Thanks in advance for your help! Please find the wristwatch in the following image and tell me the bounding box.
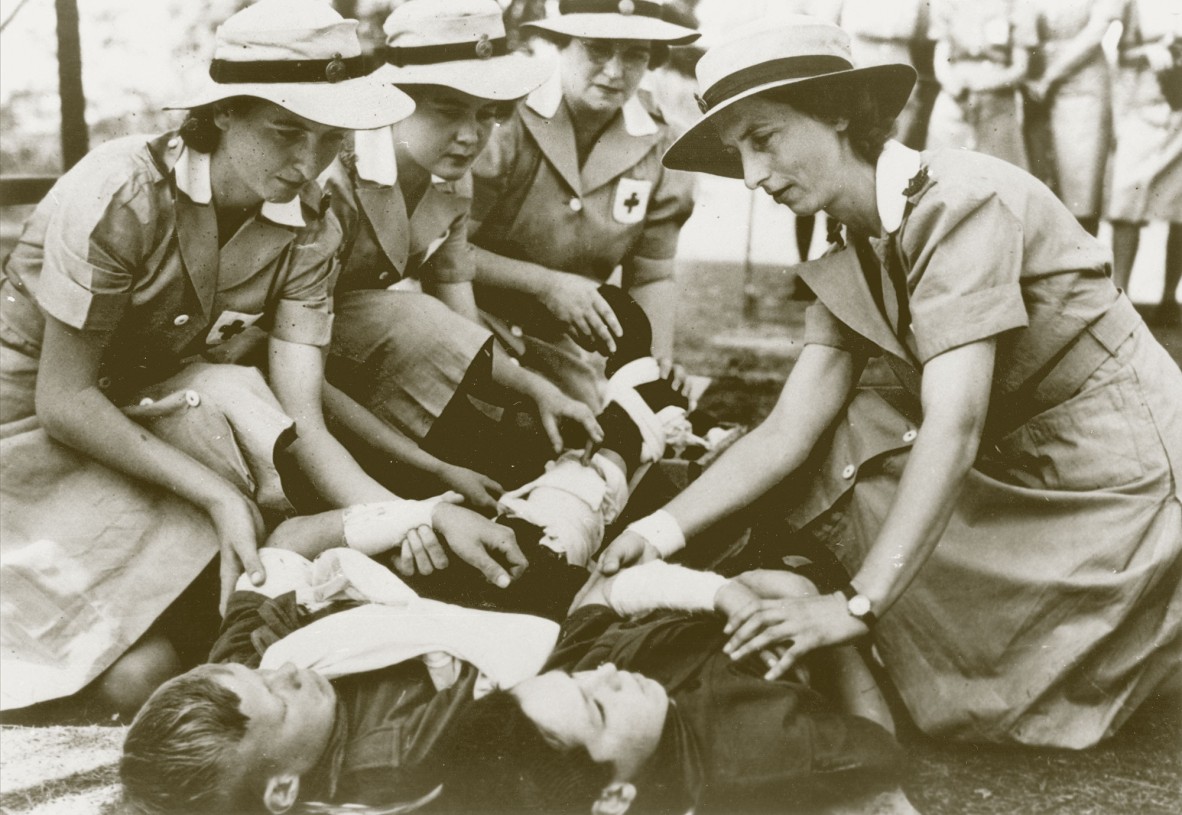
[838,583,878,628]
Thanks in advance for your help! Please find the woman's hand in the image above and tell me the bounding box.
[540,272,623,354]
[439,464,504,514]
[205,488,267,614]
[432,503,529,587]
[596,530,661,576]
[722,591,868,680]
[528,379,603,454]
[657,357,691,399]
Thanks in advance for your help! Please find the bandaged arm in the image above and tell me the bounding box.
[600,561,728,616]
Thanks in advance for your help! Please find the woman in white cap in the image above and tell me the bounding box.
[0,0,514,720]
[601,15,1182,748]
[321,0,601,512]
[469,0,698,407]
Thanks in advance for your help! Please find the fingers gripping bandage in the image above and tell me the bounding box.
[342,494,456,556]
[605,358,688,464]
[497,452,629,567]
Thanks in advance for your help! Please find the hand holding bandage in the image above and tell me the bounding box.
[343,493,463,577]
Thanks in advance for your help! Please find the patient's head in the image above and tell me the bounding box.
[121,662,337,814]
[440,663,668,814]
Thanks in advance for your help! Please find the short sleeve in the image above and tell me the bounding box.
[270,212,341,347]
[36,153,159,331]
[804,300,864,354]
[629,141,695,262]
[902,185,1029,362]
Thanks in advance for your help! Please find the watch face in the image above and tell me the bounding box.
[848,595,872,617]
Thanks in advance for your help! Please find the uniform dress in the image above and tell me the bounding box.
[1028,0,1122,219]
[781,141,1182,748]
[1107,0,1182,223]
[926,0,1038,169]
[320,127,494,443]
[470,75,695,408]
[0,133,339,710]
[839,0,936,149]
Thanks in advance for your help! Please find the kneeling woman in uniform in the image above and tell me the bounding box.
[602,14,1182,749]
[0,0,502,719]
[469,0,699,407]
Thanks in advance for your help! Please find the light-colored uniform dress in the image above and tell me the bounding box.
[320,128,492,442]
[926,0,1038,170]
[839,0,935,149]
[788,141,1182,748]
[1029,0,1122,219]
[470,76,695,407]
[0,133,339,710]
[1107,0,1182,223]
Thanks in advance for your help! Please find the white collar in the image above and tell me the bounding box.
[174,145,305,228]
[875,140,921,236]
[350,126,454,191]
[526,72,658,137]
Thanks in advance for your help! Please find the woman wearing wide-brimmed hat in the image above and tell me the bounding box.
[599,15,1182,749]
[0,0,512,720]
[320,0,601,512]
[468,0,698,408]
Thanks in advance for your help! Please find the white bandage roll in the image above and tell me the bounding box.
[342,495,450,556]
[624,509,686,558]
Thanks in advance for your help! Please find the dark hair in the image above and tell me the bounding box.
[178,96,262,154]
[538,30,670,70]
[436,689,613,814]
[398,83,519,122]
[762,80,895,164]
[121,666,264,815]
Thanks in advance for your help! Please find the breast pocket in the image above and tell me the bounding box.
[993,365,1163,492]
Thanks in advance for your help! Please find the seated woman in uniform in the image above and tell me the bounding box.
[0,0,517,721]
[120,555,910,815]
[601,14,1182,749]
[469,0,698,408]
[319,0,603,511]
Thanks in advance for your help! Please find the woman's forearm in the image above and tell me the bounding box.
[36,317,239,511]
[665,344,855,538]
[270,338,397,507]
[852,340,995,614]
[322,382,452,478]
[627,276,677,362]
[471,244,558,298]
[850,414,979,612]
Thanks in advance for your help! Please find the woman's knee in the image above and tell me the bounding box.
[92,632,182,719]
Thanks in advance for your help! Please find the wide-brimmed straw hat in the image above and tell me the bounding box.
[168,0,414,130]
[663,16,916,179]
[525,0,700,46]
[383,0,553,101]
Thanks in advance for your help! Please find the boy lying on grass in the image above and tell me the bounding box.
[120,549,913,815]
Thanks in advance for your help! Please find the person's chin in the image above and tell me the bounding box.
[430,157,472,180]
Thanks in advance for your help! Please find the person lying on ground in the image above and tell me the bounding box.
[120,550,910,815]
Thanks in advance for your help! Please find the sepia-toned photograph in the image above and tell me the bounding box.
[0,1,1179,813]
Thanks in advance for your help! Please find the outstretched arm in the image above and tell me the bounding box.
[724,339,996,676]
[598,341,857,573]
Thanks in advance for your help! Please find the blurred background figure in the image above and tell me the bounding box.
[927,0,1038,170]
[839,0,937,150]
[1108,0,1182,326]
[1025,0,1124,237]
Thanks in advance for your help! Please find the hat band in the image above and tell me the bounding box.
[210,54,369,85]
[385,36,509,67]
[559,0,664,22]
[701,55,852,110]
